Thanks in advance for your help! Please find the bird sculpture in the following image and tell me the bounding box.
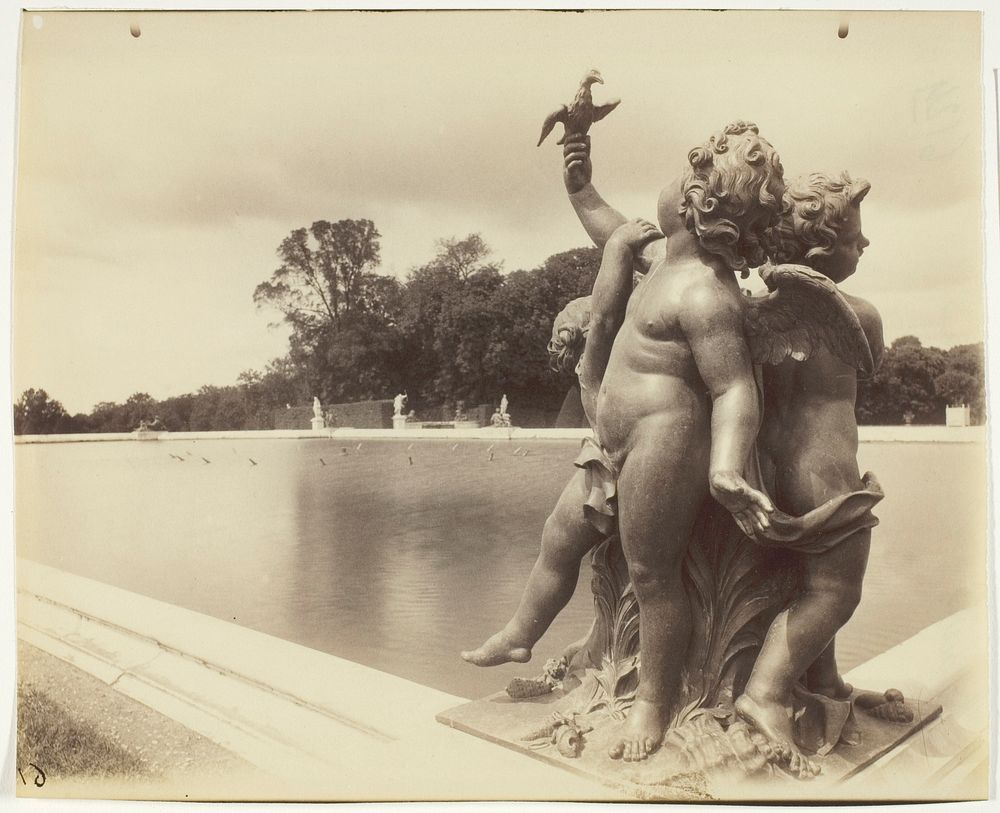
[537,69,620,147]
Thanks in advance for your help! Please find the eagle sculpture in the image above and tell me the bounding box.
[537,69,621,147]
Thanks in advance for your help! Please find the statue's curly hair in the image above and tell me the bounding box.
[768,172,871,265]
[678,121,786,278]
[547,296,591,374]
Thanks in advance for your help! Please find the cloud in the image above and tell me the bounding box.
[13,9,986,411]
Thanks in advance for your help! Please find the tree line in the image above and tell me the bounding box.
[13,218,985,434]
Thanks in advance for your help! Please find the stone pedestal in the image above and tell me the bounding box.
[945,406,971,427]
[310,417,325,431]
[392,415,408,432]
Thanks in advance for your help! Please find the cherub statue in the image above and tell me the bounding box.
[561,126,894,774]
[467,122,782,764]
[586,123,782,762]
[462,217,661,669]
[733,172,885,777]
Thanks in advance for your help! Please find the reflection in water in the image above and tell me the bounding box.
[15,437,986,700]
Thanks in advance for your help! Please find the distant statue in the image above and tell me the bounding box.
[491,395,512,428]
[312,397,323,419]
[135,416,164,433]
[393,393,407,417]
[454,400,467,422]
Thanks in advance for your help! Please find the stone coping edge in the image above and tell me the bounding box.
[15,559,986,799]
[15,559,613,800]
[16,559,461,738]
[14,425,988,444]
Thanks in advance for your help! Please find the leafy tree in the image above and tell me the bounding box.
[123,392,157,430]
[857,336,948,424]
[486,247,603,410]
[238,359,308,429]
[13,389,71,434]
[254,218,382,345]
[935,343,985,423]
[399,235,506,406]
[157,393,197,432]
[88,401,128,433]
[255,218,407,406]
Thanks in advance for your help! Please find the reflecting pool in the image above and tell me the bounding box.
[15,436,987,700]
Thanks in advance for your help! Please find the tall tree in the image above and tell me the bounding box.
[856,336,948,424]
[13,389,71,435]
[935,342,985,423]
[254,219,382,342]
[399,235,504,406]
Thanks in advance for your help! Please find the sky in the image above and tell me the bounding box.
[11,8,987,414]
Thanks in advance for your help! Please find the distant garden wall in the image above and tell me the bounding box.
[273,400,394,430]
[326,400,394,429]
[273,400,560,430]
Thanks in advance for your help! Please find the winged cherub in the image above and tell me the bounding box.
[734,172,884,777]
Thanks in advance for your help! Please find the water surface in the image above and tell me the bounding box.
[15,437,987,699]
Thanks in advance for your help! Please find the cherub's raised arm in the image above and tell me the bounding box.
[580,219,662,395]
[680,283,773,536]
[563,136,662,274]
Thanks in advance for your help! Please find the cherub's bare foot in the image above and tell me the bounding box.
[461,630,531,666]
[608,699,669,762]
[735,693,819,778]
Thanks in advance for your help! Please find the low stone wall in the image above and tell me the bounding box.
[15,425,988,445]
[272,400,395,430]
[324,399,394,429]
[272,405,314,431]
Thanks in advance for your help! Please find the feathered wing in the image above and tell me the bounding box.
[743,262,874,375]
[591,98,621,123]
[537,105,568,146]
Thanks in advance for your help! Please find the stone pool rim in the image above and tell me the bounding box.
[14,425,988,445]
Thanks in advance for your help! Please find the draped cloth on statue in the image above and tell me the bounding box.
[573,433,883,560]
[750,463,884,555]
[573,436,618,536]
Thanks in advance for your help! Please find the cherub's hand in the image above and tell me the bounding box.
[709,471,774,538]
[563,135,592,195]
[609,218,664,251]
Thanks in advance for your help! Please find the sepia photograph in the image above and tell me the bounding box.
[3,2,996,805]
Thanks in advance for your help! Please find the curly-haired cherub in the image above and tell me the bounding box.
[734,172,884,777]
[461,216,661,667]
[467,123,785,765]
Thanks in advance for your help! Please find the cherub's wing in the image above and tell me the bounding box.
[744,262,874,375]
[537,105,568,147]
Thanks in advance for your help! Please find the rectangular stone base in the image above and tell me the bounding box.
[436,682,942,801]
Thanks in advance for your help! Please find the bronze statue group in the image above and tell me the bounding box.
[462,110,886,779]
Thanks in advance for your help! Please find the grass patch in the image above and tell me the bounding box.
[17,682,148,780]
